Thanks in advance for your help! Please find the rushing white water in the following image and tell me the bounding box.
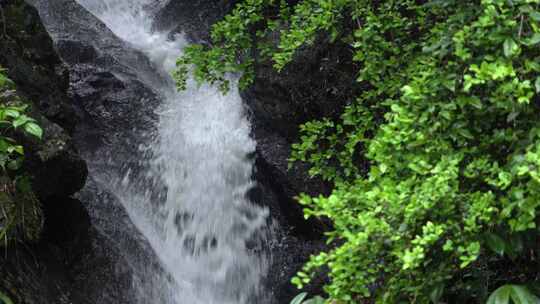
[75,1,269,303]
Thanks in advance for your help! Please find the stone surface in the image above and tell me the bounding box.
[239,17,361,304]
[152,0,239,42]
[0,1,89,302]
[24,0,174,303]
[0,0,76,131]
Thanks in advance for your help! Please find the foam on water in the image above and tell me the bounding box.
[75,1,269,303]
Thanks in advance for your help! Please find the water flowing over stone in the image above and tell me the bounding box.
[72,1,269,303]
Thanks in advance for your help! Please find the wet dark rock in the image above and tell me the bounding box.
[72,179,171,304]
[0,1,88,216]
[23,1,173,303]
[0,1,91,303]
[42,197,90,247]
[30,0,161,159]
[242,26,360,304]
[0,0,76,132]
[152,0,239,42]
[24,123,88,200]
[0,243,93,304]
[244,37,360,142]
[0,0,89,200]
[55,39,99,64]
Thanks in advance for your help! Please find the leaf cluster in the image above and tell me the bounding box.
[0,67,43,247]
[0,67,42,172]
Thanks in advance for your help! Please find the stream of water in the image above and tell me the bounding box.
[74,1,269,303]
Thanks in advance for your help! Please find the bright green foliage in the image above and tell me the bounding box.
[173,0,271,92]
[173,0,351,92]
[176,0,540,303]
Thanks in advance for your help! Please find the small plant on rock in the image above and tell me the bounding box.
[0,66,43,245]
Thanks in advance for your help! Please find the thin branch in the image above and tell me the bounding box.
[518,14,524,39]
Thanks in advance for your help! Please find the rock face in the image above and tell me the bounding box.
[0,0,76,131]
[21,0,170,303]
[244,36,361,231]
[0,0,90,302]
[28,0,161,158]
[0,0,88,201]
[245,34,360,304]
[152,0,239,42]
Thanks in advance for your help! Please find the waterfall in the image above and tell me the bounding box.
[73,1,270,303]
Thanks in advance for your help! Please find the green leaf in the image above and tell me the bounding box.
[430,284,445,303]
[520,5,533,13]
[503,38,519,58]
[485,233,506,256]
[0,138,9,153]
[24,122,43,139]
[0,154,8,170]
[529,11,540,21]
[488,285,512,304]
[487,285,540,304]
[291,292,308,304]
[0,74,13,89]
[509,285,540,304]
[527,33,540,46]
[7,145,23,155]
[0,291,13,304]
[7,158,22,171]
[12,115,32,129]
[4,109,20,118]
[304,296,325,304]
[13,145,23,155]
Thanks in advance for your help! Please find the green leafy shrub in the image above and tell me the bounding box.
[176,0,540,302]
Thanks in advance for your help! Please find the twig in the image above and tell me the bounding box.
[518,14,524,39]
